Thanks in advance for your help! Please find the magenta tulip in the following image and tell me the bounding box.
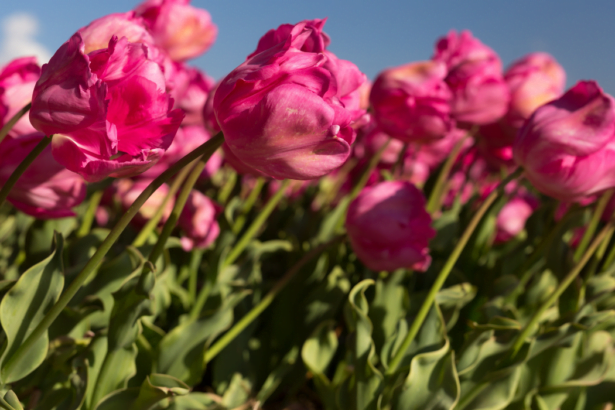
[346,181,435,272]
[116,178,174,225]
[495,195,538,243]
[178,190,221,251]
[370,60,453,142]
[513,81,615,202]
[0,133,86,218]
[78,12,154,55]
[174,66,214,126]
[134,0,217,62]
[0,57,41,137]
[30,33,184,182]
[433,30,509,125]
[214,19,366,180]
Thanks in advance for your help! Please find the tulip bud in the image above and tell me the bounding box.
[370,60,453,142]
[514,81,615,202]
[116,178,174,224]
[346,181,435,271]
[30,33,184,182]
[0,57,40,137]
[135,0,218,61]
[0,133,86,218]
[434,30,509,125]
[214,19,366,180]
[178,190,221,251]
[495,195,539,243]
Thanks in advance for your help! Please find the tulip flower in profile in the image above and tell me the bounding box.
[0,133,86,218]
[0,57,41,137]
[346,181,436,272]
[178,190,221,251]
[30,33,184,182]
[495,195,539,243]
[433,30,509,125]
[78,12,154,55]
[513,81,615,202]
[134,0,218,62]
[214,19,366,180]
[370,60,453,142]
[174,66,214,126]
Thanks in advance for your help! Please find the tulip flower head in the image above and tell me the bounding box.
[30,33,184,182]
[0,57,41,137]
[178,190,221,251]
[434,30,509,125]
[0,133,86,218]
[214,19,366,180]
[370,60,453,142]
[346,181,436,272]
[513,81,615,202]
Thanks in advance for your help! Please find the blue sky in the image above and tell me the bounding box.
[1,0,614,94]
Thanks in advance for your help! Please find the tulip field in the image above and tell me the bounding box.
[1,1,615,409]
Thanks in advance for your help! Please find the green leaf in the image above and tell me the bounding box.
[94,374,189,410]
[160,393,219,410]
[369,270,408,352]
[302,321,338,410]
[0,233,65,384]
[155,292,246,385]
[345,279,383,410]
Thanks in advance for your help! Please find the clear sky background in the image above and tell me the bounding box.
[1,0,613,94]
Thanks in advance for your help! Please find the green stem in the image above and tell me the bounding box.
[573,190,613,262]
[223,179,290,267]
[232,177,266,233]
[426,129,472,215]
[132,160,196,247]
[385,167,523,375]
[77,190,104,237]
[190,275,213,320]
[188,249,204,303]
[508,219,615,360]
[204,234,345,363]
[143,137,224,273]
[0,135,51,209]
[1,133,224,381]
[217,171,237,205]
[0,102,31,145]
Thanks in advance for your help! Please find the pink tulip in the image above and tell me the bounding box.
[504,52,566,129]
[0,133,86,218]
[30,33,184,182]
[513,81,615,202]
[134,0,217,62]
[434,30,509,125]
[78,12,154,55]
[115,178,174,225]
[174,66,214,126]
[370,60,453,142]
[221,142,268,177]
[346,181,435,272]
[141,125,222,179]
[214,19,366,180]
[495,195,539,243]
[0,57,41,137]
[178,190,221,251]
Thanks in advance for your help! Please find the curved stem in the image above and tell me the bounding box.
[132,160,196,247]
[205,234,345,363]
[188,249,204,304]
[77,189,104,237]
[232,177,266,233]
[385,167,523,375]
[426,129,472,215]
[0,135,51,209]
[508,218,615,360]
[573,190,613,262]
[1,132,224,381]
[223,179,290,268]
[0,102,31,145]
[143,136,224,273]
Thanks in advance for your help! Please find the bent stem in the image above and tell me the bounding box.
[0,135,51,209]
[426,129,473,215]
[205,234,345,363]
[0,102,31,145]
[132,160,196,247]
[385,167,523,375]
[1,132,225,382]
[508,218,615,361]
[142,137,224,274]
[232,177,266,233]
[223,179,290,268]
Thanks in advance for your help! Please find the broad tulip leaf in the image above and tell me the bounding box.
[0,233,64,384]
